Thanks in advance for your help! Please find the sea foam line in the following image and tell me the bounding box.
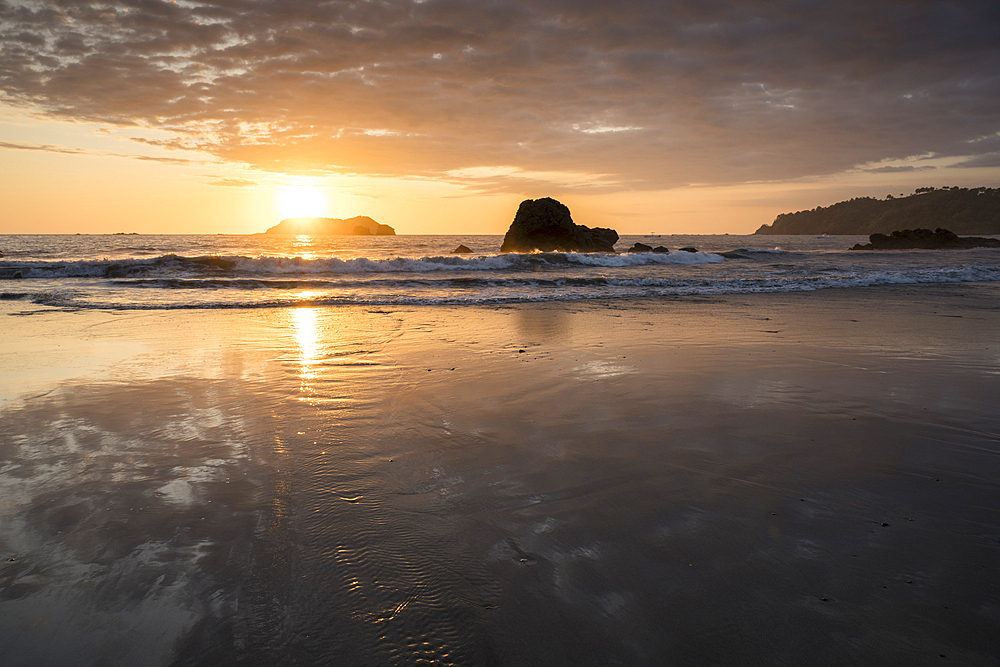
[0,251,727,278]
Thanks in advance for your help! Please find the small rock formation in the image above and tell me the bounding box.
[265,216,395,235]
[500,198,618,253]
[850,228,1000,250]
[678,247,699,253]
[451,244,473,254]
[626,243,671,254]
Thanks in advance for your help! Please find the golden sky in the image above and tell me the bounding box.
[2,0,999,234]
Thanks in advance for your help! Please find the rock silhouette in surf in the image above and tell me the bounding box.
[626,243,670,254]
[500,198,618,253]
[451,244,473,253]
[850,227,1000,250]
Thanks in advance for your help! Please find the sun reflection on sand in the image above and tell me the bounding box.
[292,307,321,391]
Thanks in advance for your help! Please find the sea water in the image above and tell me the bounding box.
[2,233,999,309]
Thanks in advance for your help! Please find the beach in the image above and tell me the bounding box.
[2,281,998,665]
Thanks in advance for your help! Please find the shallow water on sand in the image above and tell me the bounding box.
[2,286,999,665]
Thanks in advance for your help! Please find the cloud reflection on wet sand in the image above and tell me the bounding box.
[2,286,999,665]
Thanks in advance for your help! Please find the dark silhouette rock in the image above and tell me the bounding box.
[627,243,671,254]
[451,244,473,254]
[265,216,395,235]
[678,247,699,253]
[500,198,618,253]
[850,227,1000,250]
[756,186,1000,235]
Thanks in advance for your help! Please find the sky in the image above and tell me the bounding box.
[1,0,999,235]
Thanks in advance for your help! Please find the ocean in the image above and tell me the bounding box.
[3,233,1000,309]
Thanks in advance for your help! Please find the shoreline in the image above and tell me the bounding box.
[2,280,999,665]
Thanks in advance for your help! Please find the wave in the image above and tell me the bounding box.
[0,250,727,279]
[106,276,617,290]
[5,264,998,310]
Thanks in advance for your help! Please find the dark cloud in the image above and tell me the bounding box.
[952,152,1000,168]
[2,0,998,191]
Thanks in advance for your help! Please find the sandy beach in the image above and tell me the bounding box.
[2,283,999,666]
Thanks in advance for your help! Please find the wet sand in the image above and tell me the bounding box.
[1,284,999,666]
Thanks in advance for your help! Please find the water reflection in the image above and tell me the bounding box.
[292,306,321,392]
[291,235,319,260]
[515,306,571,343]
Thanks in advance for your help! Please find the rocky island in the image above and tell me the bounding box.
[755,187,1000,235]
[265,216,395,235]
[500,198,618,253]
[850,228,1000,250]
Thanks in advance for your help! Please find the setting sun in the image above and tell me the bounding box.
[278,185,327,219]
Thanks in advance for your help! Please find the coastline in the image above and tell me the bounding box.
[2,282,999,665]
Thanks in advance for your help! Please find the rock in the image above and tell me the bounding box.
[678,247,698,253]
[500,198,618,253]
[627,243,671,254]
[850,227,1000,250]
[451,244,473,254]
[265,216,395,235]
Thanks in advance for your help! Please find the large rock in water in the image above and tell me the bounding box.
[850,228,1000,250]
[500,198,618,253]
[265,216,395,235]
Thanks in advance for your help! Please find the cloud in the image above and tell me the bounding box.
[203,176,257,187]
[129,154,201,165]
[0,140,85,154]
[0,138,203,164]
[2,0,999,192]
[861,165,937,173]
[952,152,1000,169]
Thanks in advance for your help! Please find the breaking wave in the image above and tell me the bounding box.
[0,250,725,279]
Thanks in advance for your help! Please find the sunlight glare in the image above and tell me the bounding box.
[278,185,327,219]
[292,307,321,389]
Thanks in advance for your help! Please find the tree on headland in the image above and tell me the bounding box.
[755,187,1000,235]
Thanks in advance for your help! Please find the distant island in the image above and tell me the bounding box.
[754,187,1000,235]
[265,216,395,235]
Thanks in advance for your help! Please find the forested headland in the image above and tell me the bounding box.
[755,187,1000,235]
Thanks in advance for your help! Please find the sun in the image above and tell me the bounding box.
[278,185,327,219]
